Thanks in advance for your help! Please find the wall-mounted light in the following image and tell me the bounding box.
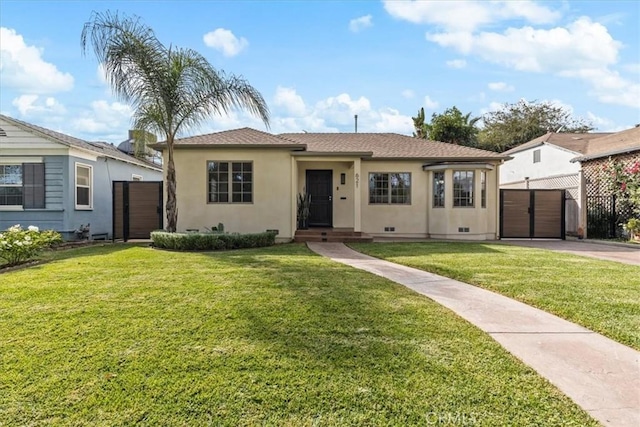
[340,173,346,185]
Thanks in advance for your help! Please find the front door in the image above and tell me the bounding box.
[306,170,333,227]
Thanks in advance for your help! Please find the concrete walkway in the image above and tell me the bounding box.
[307,242,640,427]
[501,240,640,266]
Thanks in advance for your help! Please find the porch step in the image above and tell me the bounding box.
[294,228,373,243]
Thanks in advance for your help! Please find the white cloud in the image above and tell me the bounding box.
[96,63,108,85]
[488,82,514,92]
[586,111,616,131]
[12,94,66,116]
[424,95,439,110]
[315,93,372,126]
[427,18,619,72]
[349,15,373,32]
[71,100,133,136]
[446,59,467,69]
[373,108,413,133]
[203,28,248,57]
[0,27,73,93]
[427,17,637,108]
[383,0,559,32]
[401,89,415,99]
[274,86,306,116]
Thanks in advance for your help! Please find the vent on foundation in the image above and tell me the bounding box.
[458,227,470,233]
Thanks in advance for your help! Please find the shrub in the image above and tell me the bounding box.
[0,225,63,266]
[151,230,276,251]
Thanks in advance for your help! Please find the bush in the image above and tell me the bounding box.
[0,225,63,266]
[151,230,276,251]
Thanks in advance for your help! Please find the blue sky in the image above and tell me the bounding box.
[1,0,639,144]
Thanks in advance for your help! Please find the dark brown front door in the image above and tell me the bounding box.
[306,170,332,227]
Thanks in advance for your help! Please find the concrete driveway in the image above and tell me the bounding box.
[500,240,640,266]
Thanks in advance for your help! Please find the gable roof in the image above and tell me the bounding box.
[503,132,612,155]
[156,127,505,161]
[573,126,640,162]
[278,132,506,160]
[0,114,161,171]
[158,127,303,148]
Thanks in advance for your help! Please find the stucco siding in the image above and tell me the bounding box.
[501,145,579,185]
[169,149,293,238]
[360,161,428,237]
[428,168,498,240]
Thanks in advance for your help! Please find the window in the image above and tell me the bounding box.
[0,163,45,209]
[433,171,445,208]
[481,171,487,208]
[533,149,541,163]
[207,161,252,203]
[369,173,411,204]
[132,174,143,181]
[0,165,23,206]
[75,163,93,209]
[453,171,474,207]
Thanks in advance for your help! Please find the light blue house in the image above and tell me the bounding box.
[0,114,162,240]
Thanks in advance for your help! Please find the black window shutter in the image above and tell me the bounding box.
[23,163,45,209]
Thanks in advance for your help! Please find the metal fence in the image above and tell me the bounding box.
[586,195,634,239]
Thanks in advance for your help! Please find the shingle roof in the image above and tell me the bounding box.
[573,126,640,161]
[0,114,161,171]
[279,132,506,160]
[504,132,612,155]
[165,127,302,147]
[156,127,506,160]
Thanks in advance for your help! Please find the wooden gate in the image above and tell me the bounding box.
[113,181,163,241]
[500,189,565,239]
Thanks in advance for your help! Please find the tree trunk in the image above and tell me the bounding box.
[165,139,178,232]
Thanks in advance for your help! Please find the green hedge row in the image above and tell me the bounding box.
[150,231,276,251]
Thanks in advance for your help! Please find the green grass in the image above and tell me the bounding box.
[0,244,597,426]
[351,242,640,350]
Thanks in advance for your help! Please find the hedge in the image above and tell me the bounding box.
[150,231,277,251]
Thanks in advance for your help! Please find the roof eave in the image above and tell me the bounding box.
[292,151,373,157]
[151,143,306,150]
[572,146,640,163]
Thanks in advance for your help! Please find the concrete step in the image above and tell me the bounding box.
[294,234,373,243]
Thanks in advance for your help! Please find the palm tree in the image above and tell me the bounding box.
[81,11,270,232]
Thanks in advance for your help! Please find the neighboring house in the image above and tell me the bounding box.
[117,130,163,166]
[500,132,611,235]
[572,126,640,239]
[153,128,508,241]
[0,114,163,239]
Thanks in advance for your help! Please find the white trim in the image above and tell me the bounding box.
[75,162,93,210]
[0,157,43,164]
[423,163,495,171]
[132,174,143,181]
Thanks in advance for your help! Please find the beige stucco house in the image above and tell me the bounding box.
[155,128,508,242]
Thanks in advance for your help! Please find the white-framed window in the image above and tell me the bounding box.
[369,173,411,204]
[453,170,474,207]
[0,165,23,207]
[132,174,143,181]
[75,163,93,209]
[207,161,253,203]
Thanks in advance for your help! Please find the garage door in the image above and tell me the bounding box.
[500,189,565,239]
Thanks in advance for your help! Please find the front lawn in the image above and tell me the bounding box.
[351,242,640,350]
[0,244,596,426]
